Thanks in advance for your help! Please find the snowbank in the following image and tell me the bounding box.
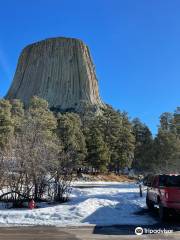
[0,182,156,226]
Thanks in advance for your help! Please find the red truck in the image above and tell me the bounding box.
[145,174,180,221]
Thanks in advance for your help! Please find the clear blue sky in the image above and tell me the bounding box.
[0,0,179,135]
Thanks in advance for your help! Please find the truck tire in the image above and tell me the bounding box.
[146,195,154,210]
[159,203,168,222]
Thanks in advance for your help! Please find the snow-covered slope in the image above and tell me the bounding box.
[0,182,156,226]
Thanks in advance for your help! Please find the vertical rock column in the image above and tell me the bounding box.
[6,37,105,112]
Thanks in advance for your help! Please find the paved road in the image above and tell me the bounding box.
[0,226,180,240]
[1,205,180,239]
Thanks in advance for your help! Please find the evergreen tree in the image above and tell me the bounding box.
[0,99,13,150]
[100,107,135,171]
[86,127,110,172]
[159,112,175,133]
[174,107,180,136]
[132,118,153,171]
[153,108,180,173]
[28,96,57,135]
[116,113,135,169]
[0,99,14,190]
[10,99,24,134]
[56,112,87,168]
[154,129,180,172]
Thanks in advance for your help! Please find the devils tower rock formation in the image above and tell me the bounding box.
[6,37,105,112]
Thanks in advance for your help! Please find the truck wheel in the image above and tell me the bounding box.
[146,196,154,210]
[159,203,168,222]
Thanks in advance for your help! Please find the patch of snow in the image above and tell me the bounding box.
[0,182,157,226]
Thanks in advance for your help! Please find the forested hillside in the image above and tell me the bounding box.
[0,97,179,179]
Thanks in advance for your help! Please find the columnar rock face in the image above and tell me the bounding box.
[6,37,105,111]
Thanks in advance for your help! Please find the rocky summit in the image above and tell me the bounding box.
[6,37,105,112]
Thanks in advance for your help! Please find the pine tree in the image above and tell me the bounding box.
[132,118,153,171]
[82,106,135,172]
[56,112,87,168]
[154,129,180,172]
[0,99,14,191]
[10,99,24,134]
[86,127,110,172]
[153,109,180,173]
[174,107,180,136]
[116,113,135,169]
[0,99,13,150]
[159,112,175,133]
[98,106,135,171]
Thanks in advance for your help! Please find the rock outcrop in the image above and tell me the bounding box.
[6,37,105,112]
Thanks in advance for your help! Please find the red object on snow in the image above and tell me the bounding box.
[28,200,35,209]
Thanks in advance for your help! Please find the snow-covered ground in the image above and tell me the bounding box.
[0,182,157,226]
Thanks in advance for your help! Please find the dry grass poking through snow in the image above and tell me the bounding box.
[77,173,136,182]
